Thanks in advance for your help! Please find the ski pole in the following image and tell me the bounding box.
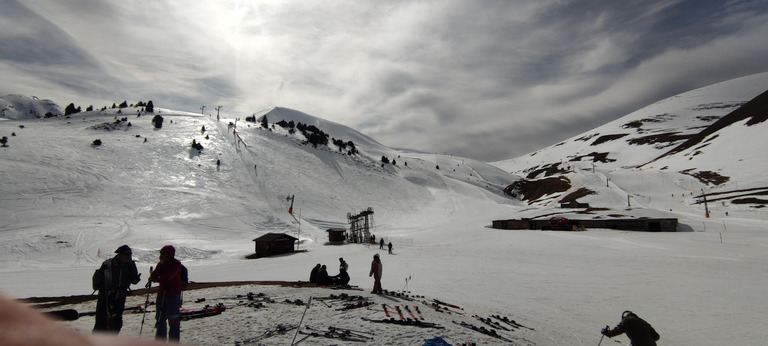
[139,266,153,336]
[291,296,312,346]
[402,276,411,292]
[598,333,605,346]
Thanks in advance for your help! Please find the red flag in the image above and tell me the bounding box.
[288,195,294,215]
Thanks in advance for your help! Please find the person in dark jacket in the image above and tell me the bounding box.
[92,245,141,333]
[331,267,350,286]
[316,265,332,285]
[339,257,349,271]
[149,245,183,342]
[369,254,383,294]
[602,310,660,346]
[309,263,321,283]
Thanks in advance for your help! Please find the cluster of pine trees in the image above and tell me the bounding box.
[63,100,154,117]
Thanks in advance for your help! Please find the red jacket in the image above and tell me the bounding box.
[150,259,182,295]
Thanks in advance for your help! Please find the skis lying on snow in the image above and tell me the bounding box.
[179,303,226,321]
[236,323,298,345]
[314,293,370,302]
[380,289,419,300]
[413,305,425,320]
[382,304,405,320]
[297,330,369,342]
[420,300,465,315]
[452,320,513,342]
[491,314,535,331]
[305,325,374,340]
[336,300,375,311]
[433,299,463,310]
[361,317,445,329]
[473,315,511,331]
[404,305,422,320]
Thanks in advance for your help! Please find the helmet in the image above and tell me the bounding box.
[622,310,634,318]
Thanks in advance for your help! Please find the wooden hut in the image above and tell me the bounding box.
[252,233,298,257]
[326,228,348,244]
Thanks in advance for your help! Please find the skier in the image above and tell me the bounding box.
[388,241,393,254]
[379,238,384,249]
[92,245,141,333]
[369,254,383,294]
[602,310,660,346]
[149,245,184,342]
[309,263,321,283]
[339,257,349,271]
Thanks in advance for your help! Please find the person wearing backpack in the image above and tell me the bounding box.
[92,245,141,333]
[149,245,183,342]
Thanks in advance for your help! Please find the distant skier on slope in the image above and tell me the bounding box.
[602,310,660,346]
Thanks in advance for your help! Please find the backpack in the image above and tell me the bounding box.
[92,259,112,291]
[180,264,189,289]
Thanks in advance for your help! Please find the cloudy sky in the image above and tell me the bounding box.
[1,0,767,161]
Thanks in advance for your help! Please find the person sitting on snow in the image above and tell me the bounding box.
[331,267,350,286]
[316,265,332,285]
[309,263,321,283]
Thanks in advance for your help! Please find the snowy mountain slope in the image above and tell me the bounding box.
[493,72,768,210]
[0,104,520,269]
[0,94,61,120]
[1,73,768,345]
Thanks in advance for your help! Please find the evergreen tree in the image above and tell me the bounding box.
[118,100,128,108]
[261,115,268,128]
[64,103,79,116]
[152,115,164,129]
[145,100,154,113]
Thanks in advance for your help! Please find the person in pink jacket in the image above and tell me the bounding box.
[369,254,383,294]
[149,245,183,342]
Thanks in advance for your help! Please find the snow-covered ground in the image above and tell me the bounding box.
[1,73,767,345]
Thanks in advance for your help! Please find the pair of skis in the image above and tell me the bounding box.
[237,323,298,345]
[491,314,534,330]
[295,326,372,344]
[362,317,445,329]
[382,303,421,320]
[336,300,375,311]
[452,320,514,343]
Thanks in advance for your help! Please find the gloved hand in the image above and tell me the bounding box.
[601,325,610,335]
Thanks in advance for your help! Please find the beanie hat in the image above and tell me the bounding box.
[160,245,176,257]
[115,245,132,254]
